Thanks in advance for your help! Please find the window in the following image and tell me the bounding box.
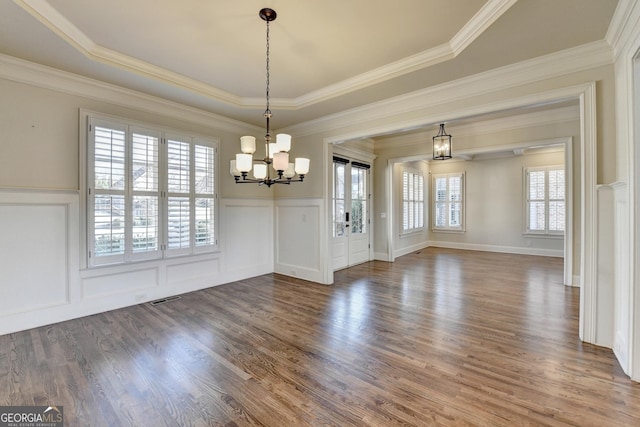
[432,172,464,231]
[402,170,424,232]
[525,166,565,235]
[87,116,218,266]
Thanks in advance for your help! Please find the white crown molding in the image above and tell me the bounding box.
[14,0,516,110]
[284,40,612,139]
[450,0,518,53]
[293,43,455,109]
[374,105,579,150]
[0,53,261,135]
[605,0,640,61]
[14,0,245,107]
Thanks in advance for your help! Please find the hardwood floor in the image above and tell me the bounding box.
[1,248,639,426]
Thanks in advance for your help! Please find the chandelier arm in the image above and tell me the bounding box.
[232,8,308,188]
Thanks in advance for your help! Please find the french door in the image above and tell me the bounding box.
[332,156,371,270]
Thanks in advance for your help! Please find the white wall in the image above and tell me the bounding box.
[274,198,327,283]
[0,188,274,335]
[0,67,276,335]
[610,0,640,380]
[392,161,430,259]
[428,150,565,257]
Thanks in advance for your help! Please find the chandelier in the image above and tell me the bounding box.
[230,8,309,187]
[432,123,452,160]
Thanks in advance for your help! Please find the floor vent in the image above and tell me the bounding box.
[150,295,182,306]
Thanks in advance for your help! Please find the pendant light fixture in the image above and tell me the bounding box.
[432,123,452,160]
[230,8,310,187]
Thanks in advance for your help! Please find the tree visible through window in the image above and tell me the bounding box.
[526,166,565,234]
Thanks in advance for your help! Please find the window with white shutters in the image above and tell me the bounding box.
[402,170,424,232]
[87,115,218,267]
[525,166,564,235]
[432,172,464,231]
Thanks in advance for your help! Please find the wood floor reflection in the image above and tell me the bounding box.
[2,248,639,426]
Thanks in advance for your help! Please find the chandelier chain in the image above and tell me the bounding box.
[265,20,271,115]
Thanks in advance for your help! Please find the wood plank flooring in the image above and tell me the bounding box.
[1,248,640,426]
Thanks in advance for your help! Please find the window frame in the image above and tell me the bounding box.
[524,165,565,237]
[83,111,219,268]
[401,168,425,234]
[431,172,465,232]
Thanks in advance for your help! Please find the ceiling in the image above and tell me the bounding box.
[0,0,619,130]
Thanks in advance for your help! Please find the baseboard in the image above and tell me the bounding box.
[393,242,431,259]
[428,241,563,258]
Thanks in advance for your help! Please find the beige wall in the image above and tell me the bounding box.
[0,78,270,200]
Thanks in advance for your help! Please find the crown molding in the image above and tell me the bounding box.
[14,0,516,110]
[374,105,579,150]
[283,40,612,139]
[450,0,518,53]
[605,0,640,61]
[0,53,261,135]
[14,0,245,107]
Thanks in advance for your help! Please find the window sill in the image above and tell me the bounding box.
[431,228,465,234]
[523,233,564,239]
[83,249,220,272]
[400,229,426,239]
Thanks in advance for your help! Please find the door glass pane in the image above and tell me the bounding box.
[351,200,365,234]
[333,163,346,237]
[351,166,367,235]
[334,200,345,237]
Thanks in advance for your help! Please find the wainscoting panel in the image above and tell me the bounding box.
[0,189,80,335]
[274,198,325,283]
[0,192,276,335]
[166,257,221,287]
[222,199,274,277]
[82,267,159,299]
[0,203,69,315]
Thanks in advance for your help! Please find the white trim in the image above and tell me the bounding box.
[428,241,563,258]
[322,82,597,348]
[564,139,575,288]
[579,83,599,344]
[0,38,609,137]
[0,54,261,135]
[13,0,516,109]
[285,41,611,138]
[607,0,640,62]
[393,242,430,259]
[374,106,579,150]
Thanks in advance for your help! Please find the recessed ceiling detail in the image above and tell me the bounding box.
[14,0,516,110]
